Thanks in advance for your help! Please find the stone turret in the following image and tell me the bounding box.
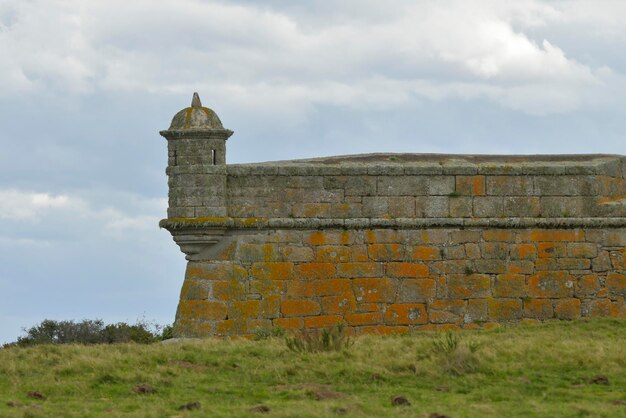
[160,93,233,260]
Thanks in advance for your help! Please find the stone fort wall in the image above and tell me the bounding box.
[162,154,626,337]
[159,96,626,337]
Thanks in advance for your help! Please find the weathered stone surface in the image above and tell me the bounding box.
[160,100,626,337]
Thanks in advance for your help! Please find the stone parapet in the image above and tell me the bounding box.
[158,97,626,336]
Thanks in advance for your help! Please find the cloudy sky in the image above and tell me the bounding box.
[1,0,626,343]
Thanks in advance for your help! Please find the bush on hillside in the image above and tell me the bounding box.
[5,319,173,347]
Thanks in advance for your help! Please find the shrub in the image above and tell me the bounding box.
[430,332,481,375]
[10,319,172,347]
[285,324,353,353]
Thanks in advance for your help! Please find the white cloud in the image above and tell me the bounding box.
[0,0,621,115]
[0,188,166,239]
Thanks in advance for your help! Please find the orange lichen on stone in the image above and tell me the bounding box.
[295,263,336,279]
[281,300,321,317]
[538,242,566,258]
[336,262,381,278]
[554,298,581,320]
[447,274,491,299]
[483,230,514,241]
[456,175,485,196]
[428,299,465,324]
[344,312,383,326]
[308,231,327,246]
[488,298,522,320]
[212,280,245,301]
[527,271,574,298]
[322,295,357,314]
[577,274,600,296]
[523,299,553,320]
[287,279,352,298]
[316,246,351,263]
[272,317,303,331]
[178,300,227,320]
[385,303,427,325]
[411,246,440,260]
[185,263,247,280]
[353,278,396,303]
[228,300,260,319]
[606,273,626,297]
[260,295,280,318]
[493,274,525,298]
[368,243,402,261]
[524,229,585,242]
[251,262,294,280]
[510,244,537,260]
[386,262,429,278]
[303,315,343,328]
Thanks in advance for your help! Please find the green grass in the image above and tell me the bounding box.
[1,319,625,417]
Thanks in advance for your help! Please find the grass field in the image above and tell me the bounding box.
[1,319,625,417]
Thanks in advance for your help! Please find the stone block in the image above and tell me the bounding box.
[510,244,537,260]
[228,300,260,319]
[527,271,574,298]
[280,246,314,262]
[397,279,436,302]
[287,279,352,298]
[416,196,449,217]
[466,299,489,322]
[304,315,343,328]
[486,176,533,196]
[447,274,491,299]
[523,299,553,320]
[410,245,441,260]
[426,176,455,195]
[473,259,507,274]
[554,298,581,319]
[385,303,428,325]
[557,258,590,270]
[321,295,357,314]
[606,273,626,297]
[483,229,515,242]
[295,263,335,279]
[494,274,526,297]
[567,243,597,258]
[251,262,294,280]
[464,243,481,259]
[488,299,523,321]
[368,243,403,261]
[533,175,594,196]
[428,299,466,324]
[442,245,466,260]
[449,230,481,244]
[539,197,585,217]
[386,262,429,278]
[212,280,245,301]
[480,242,509,260]
[538,242,566,258]
[377,176,427,195]
[449,197,473,217]
[353,278,396,303]
[345,312,383,326]
[178,300,227,320]
[362,196,415,217]
[316,246,351,263]
[473,197,503,217]
[337,262,383,278]
[576,274,600,297]
[455,176,485,196]
[503,196,541,217]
